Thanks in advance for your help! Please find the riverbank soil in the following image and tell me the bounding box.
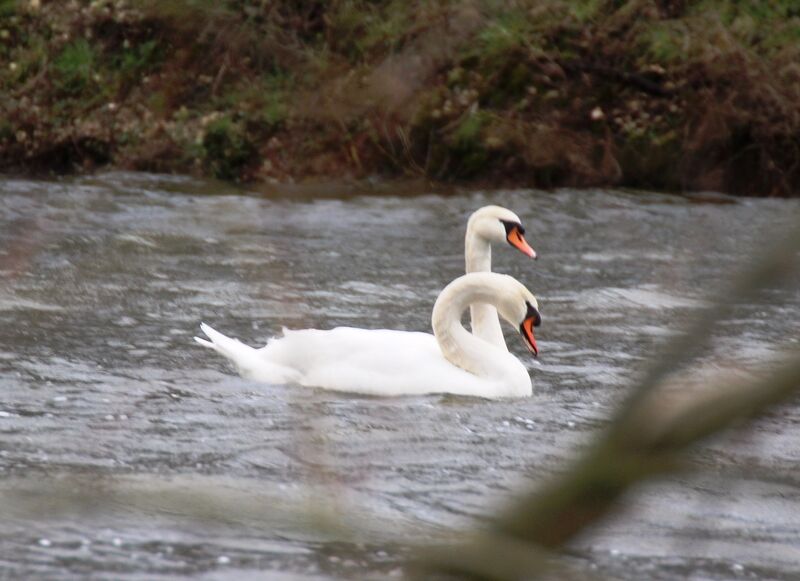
[2,1,799,195]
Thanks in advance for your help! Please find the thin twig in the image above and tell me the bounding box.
[418,221,800,579]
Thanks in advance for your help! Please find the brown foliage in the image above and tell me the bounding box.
[1,1,799,195]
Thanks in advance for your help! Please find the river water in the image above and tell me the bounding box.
[0,173,798,580]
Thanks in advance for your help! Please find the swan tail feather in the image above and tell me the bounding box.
[196,322,301,384]
[197,322,259,370]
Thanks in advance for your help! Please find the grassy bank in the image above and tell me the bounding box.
[2,0,799,195]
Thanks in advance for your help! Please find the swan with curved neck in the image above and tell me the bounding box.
[196,272,541,398]
[465,205,536,350]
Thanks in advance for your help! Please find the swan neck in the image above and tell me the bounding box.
[432,276,503,377]
[465,223,507,349]
[431,275,531,396]
[465,226,491,274]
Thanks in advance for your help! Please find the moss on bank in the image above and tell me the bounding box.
[1,0,799,195]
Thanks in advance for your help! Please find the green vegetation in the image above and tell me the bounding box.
[200,114,257,180]
[1,0,799,195]
[54,40,97,95]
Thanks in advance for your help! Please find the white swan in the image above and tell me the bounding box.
[465,205,536,350]
[196,272,541,398]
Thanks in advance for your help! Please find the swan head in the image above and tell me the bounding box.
[518,299,542,356]
[489,274,542,357]
[467,205,537,259]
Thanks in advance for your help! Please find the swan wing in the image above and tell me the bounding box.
[206,326,502,397]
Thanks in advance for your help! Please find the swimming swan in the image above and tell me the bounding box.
[465,205,536,350]
[196,272,541,398]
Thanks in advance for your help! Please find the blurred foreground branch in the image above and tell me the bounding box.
[418,223,800,580]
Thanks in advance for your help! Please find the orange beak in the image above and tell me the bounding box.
[507,226,537,259]
[520,316,539,357]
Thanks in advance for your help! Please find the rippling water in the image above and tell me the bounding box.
[1,173,799,579]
